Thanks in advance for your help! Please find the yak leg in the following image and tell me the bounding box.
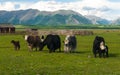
[28,45,33,51]
[48,44,54,53]
[94,51,97,58]
[106,49,109,57]
[59,48,61,52]
[105,46,109,57]
[64,46,68,53]
[14,46,17,50]
[18,46,20,50]
[103,51,105,58]
[99,50,102,58]
[93,49,97,57]
[94,53,97,58]
[106,52,109,57]
[35,47,37,51]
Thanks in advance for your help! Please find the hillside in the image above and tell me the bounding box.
[85,15,110,25]
[0,9,92,25]
[112,18,120,25]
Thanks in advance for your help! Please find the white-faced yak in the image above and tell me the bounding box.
[63,35,77,53]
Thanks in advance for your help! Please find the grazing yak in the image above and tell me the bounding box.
[11,40,20,50]
[63,35,77,53]
[25,35,42,51]
[40,34,61,53]
[93,36,109,58]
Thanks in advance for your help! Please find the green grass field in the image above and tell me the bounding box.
[0,30,120,75]
[15,24,120,29]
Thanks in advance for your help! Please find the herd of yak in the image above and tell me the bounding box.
[11,34,109,58]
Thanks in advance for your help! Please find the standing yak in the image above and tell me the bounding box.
[25,35,42,51]
[64,35,77,53]
[40,34,61,53]
[93,36,109,58]
[11,40,20,50]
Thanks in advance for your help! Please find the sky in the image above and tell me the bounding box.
[0,0,120,20]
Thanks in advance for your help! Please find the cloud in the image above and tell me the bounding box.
[82,7,96,11]
[98,6,111,12]
[14,4,20,9]
[0,1,34,11]
[29,1,61,11]
[0,2,15,11]
[0,0,120,20]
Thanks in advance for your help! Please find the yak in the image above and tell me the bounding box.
[93,36,109,58]
[63,35,77,53]
[25,35,42,51]
[11,40,20,50]
[40,34,61,53]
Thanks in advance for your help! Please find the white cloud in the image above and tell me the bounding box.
[0,0,120,20]
[0,2,15,11]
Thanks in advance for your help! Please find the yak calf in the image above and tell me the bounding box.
[11,40,20,50]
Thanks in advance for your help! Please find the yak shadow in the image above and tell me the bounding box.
[76,50,90,54]
[92,53,119,58]
[40,50,87,54]
[55,50,90,54]
[108,53,119,57]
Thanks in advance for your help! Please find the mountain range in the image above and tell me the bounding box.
[0,9,119,25]
[85,15,110,25]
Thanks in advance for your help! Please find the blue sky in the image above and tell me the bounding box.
[0,0,120,20]
[0,0,80,2]
[1,0,120,3]
[109,0,120,2]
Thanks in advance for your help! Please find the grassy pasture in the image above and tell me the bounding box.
[0,30,120,75]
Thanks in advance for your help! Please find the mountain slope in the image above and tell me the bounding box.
[85,15,110,25]
[0,9,92,25]
[112,18,120,25]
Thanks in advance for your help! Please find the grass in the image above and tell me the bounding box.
[15,24,120,29]
[0,30,120,75]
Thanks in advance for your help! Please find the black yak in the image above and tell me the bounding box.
[93,36,109,58]
[40,34,61,53]
[11,40,20,50]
